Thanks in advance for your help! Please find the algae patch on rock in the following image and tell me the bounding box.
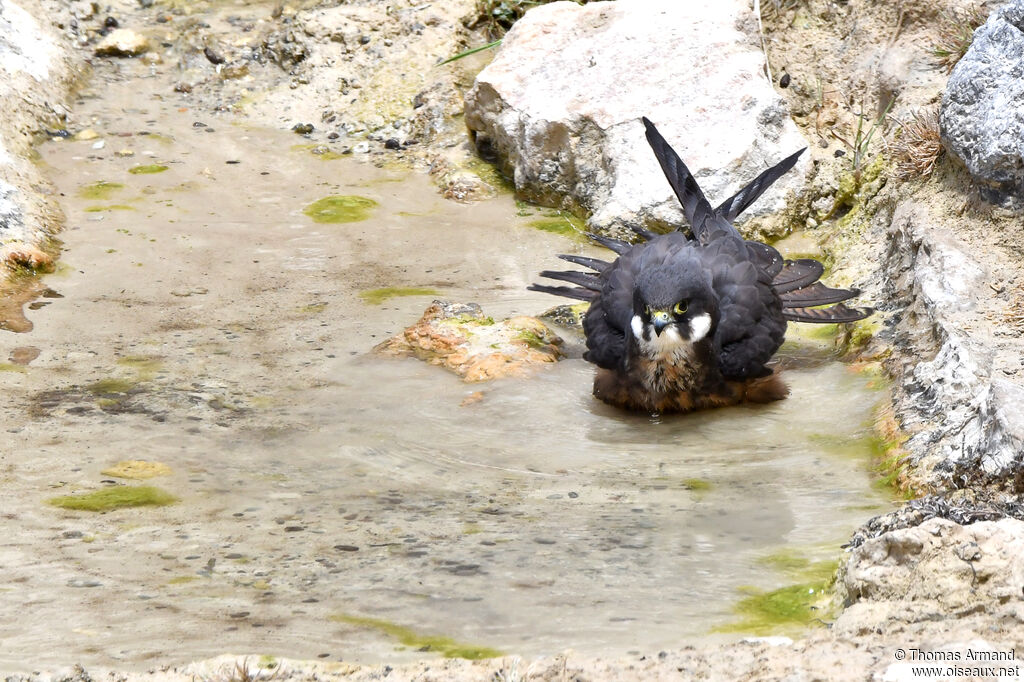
[101,460,172,480]
[78,181,125,200]
[47,485,178,512]
[374,300,563,381]
[303,195,378,223]
[330,614,502,660]
[128,164,169,175]
[359,287,440,305]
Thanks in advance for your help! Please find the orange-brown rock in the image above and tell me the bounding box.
[374,300,563,382]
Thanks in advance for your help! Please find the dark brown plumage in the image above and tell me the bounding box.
[529,117,872,413]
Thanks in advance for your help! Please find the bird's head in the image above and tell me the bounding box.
[630,266,718,348]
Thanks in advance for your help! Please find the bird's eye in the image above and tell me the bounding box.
[673,301,688,315]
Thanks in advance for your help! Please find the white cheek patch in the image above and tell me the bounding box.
[689,313,712,342]
[631,314,644,340]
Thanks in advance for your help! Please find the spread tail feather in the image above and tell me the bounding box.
[586,233,632,255]
[715,148,806,221]
[772,258,825,294]
[527,283,598,302]
[642,117,724,244]
[784,303,873,323]
[537,269,603,291]
[558,254,611,272]
[780,282,860,308]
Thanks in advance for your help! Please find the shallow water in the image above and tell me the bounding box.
[0,58,893,669]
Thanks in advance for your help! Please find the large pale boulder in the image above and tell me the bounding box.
[941,0,1024,199]
[464,0,810,239]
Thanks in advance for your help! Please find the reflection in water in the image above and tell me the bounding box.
[0,278,62,333]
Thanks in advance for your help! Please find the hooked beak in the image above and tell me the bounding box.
[651,310,671,336]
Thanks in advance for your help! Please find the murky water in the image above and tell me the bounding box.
[0,58,893,670]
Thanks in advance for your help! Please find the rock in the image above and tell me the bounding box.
[437,170,494,203]
[219,62,249,80]
[882,199,1024,490]
[94,28,149,57]
[464,0,809,240]
[0,241,54,271]
[374,300,563,382]
[840,518,1024,621]
[941,0,1024,199]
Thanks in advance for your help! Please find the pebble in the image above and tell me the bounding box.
[292,122,314,134]
[68,579,102,588]
[384,138,401,150]
[352,141,369,153]
[203,46,225,65]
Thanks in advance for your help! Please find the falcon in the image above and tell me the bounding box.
[529,117,872,413]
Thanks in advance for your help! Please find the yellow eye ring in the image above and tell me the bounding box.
[673,301,688,315]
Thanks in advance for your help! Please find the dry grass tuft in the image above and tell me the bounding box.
[197,658,284,682]
[931,5,986,73]
[890,108,944,180]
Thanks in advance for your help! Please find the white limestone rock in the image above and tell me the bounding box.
[941,0,1024,199]
[464,0,810,239]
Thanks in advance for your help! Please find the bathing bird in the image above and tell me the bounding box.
[529,117,871,413]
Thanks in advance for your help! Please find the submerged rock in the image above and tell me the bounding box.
[374,300,563,382]
[94,28,150,57]
[941,0,1024,199]
[464,0,809,239]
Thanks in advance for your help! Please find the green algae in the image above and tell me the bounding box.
[514,328,549,350]
[682,478,712,492]
[303,195,378,224]
[167,575,199,585]
[714,556,840,635]
[465,157,514,193]
[116,355,163,380]
[101,460,172,480]
[87,377,137,394]
[298,302,328,314]
[330,614,503,660]
[78,181,125,200]
[84,204,136,212]
[526,210,587,241]
[359,287,439,305]
[48,485,178,512]
[0,363,27,373]
[452,313,495,326]
[128,164,169,175]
